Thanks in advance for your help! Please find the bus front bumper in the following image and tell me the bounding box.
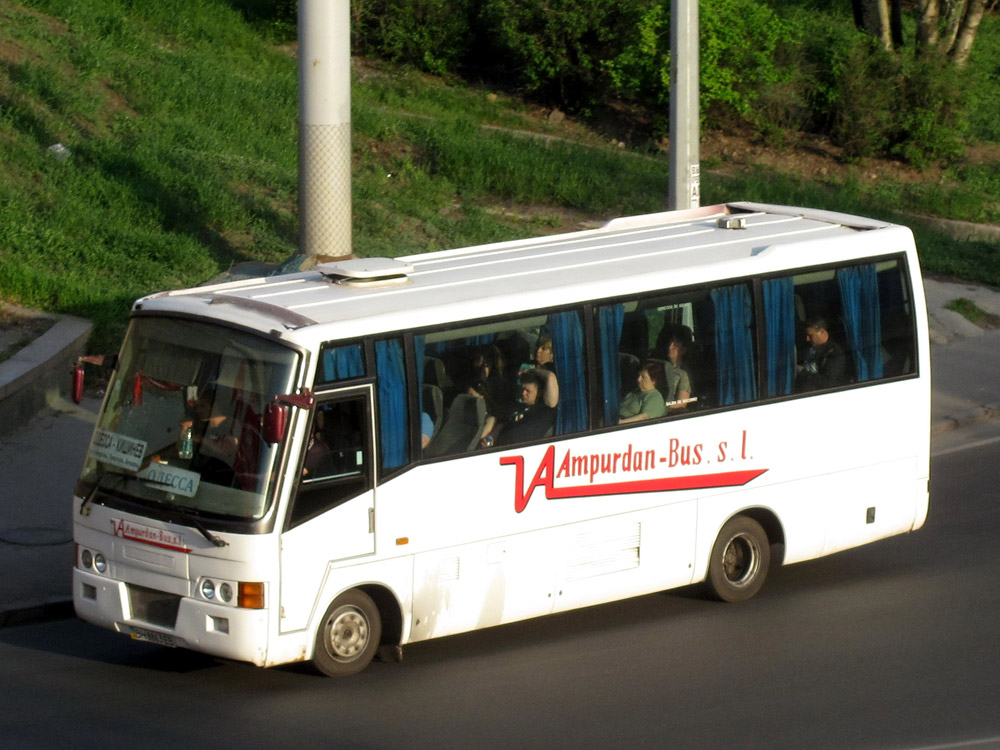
[73,567,270,666]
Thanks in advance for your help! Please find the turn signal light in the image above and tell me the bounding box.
[238,582,265,609]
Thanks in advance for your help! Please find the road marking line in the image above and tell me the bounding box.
[932,435,1000,457]
[905,737,1000,750]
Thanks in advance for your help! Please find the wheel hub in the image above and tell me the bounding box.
[723,534,759,586]
[328,607,369,661]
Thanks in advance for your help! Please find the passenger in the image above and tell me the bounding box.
[473,345,514,419]
[532,334,555,372]
[466,380,498,447]
[518,333,558,403]
[662,327,693,409]
[494,369,558,447]
[303,412,333,477]
[421,411,434,450]
[619,361,667,424]
[796,316,845,391]
[520,333,555,374]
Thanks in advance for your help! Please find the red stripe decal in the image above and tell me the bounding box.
[545,469,768,500]
[121,533,191,553]
[501,446,767,513]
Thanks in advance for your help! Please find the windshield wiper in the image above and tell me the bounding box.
[80,466,124,516]
[85,471,229,548]
[138,490,229,548]
[171,505,229,548]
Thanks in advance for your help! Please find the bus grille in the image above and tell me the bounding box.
[127,584,181,628]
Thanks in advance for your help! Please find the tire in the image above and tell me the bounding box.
[705,515,770,603]
[313,590,382,677]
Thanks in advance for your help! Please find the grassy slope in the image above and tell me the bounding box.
[1,0,998,350]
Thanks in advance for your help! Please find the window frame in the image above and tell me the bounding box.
[285,384,375,531]
[308,250,920,474]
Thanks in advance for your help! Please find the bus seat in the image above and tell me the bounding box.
[424,394,486,458]
[423,356,452,389]
[423,383,444,436]
[619,352,640,394]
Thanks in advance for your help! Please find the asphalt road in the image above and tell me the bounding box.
[2,427,999,750]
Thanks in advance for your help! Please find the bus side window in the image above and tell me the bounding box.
[876,261,917,377]
[290,398,371,528]
[762,258,917,398]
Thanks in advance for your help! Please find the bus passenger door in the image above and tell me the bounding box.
[279,387,375,633]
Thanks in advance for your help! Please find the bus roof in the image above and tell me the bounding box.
[135,202,907,343]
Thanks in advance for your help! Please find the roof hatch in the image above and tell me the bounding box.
[317,257,414,287]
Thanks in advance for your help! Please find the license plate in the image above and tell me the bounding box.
[129,626,177,647]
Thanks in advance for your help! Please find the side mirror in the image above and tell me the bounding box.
[71,355,114,404]
[263,403,288,444]
[263,389,315,445]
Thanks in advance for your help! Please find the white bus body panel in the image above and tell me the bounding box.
[73,203,931,669]
[73,502,279,666]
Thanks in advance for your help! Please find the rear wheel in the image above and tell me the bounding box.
[314,590,382,677]
[705,516,770,603]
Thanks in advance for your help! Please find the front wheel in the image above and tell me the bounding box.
[314,590,382,677]
[705,516,770,603]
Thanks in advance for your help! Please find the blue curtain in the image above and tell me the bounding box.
[763,277,796,397]
[711,285,757,406]
[375,339,409,471]
[598,304,624,426]
[838,265,883,382]
[322,344,364,382]
[548,311,588,434]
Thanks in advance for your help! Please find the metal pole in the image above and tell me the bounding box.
[668,0,700,210]
[298,0,352,258]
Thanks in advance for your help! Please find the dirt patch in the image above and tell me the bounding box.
[0,306,55,363]
[699,127,949,186]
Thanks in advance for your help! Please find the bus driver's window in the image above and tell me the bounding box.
[291,398,371,528]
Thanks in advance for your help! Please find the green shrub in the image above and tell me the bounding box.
[964,13,1000,142]
[601,0,795,129]
[472,0,641,107]
[892,56,968,166]
[353,0,472,76]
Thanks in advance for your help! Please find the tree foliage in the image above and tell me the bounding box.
[237,0,995,164]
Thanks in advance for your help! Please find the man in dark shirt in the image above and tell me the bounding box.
[796,316,846,391]
[496,369,557,446]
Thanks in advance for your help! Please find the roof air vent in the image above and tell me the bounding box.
[717,216,747,230]
[317,258,414,287]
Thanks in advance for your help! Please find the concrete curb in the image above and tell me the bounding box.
[0,311,92,438]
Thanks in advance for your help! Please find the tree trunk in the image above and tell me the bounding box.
[941,0,967,52]
[858,0,894,49]
[916,0,940,49]
[949,0,987,67]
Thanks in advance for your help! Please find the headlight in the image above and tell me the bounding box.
[81,549,93,569]
[93,553,107,573]
[201,579,216,600]
[219,582,233,603]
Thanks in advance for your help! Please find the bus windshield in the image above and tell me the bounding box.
[78,317,300,522]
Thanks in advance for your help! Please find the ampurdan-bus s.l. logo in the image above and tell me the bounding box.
[500,430,767,513]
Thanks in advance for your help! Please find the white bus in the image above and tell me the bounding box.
[72,202,930,676]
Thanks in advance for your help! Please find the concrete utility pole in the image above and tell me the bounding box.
[668,0,700,210]
[298,0,352,258]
